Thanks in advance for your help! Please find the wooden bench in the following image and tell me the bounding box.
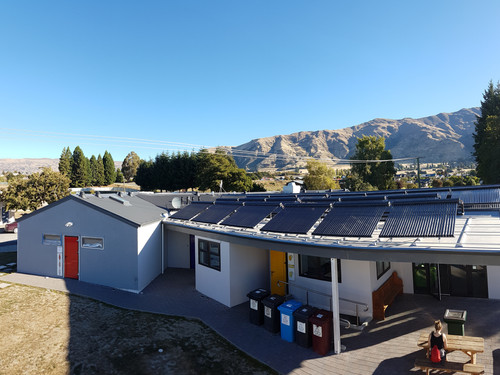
[414,357,485,374]
[372,271,403,320]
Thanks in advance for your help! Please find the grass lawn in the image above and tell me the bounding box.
[0,283,277,375]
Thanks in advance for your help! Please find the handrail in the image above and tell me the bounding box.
[277,280,369,311]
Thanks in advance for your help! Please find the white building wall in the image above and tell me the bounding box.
[391,262,414,294]
[195,237,231,306]
[287,254,374,320]
[137,221,163,291]
[487,266,500,299]
[165,229,191,269]
[229,243,269,307]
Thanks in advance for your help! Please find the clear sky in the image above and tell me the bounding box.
[1,1,499,162]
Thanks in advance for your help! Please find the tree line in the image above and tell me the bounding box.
[58,146,123,187]
[135,148,265,192]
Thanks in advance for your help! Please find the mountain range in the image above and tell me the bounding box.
[1,107,481,175]
[230,107,480,171]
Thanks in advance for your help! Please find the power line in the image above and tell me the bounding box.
[1,127,421,166]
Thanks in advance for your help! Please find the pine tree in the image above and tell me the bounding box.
[102,151,116,186]
[89,155,98,186]
[58,147,73,177]
[71,146,89,188]
[96,155,105,186]
[473,81,500,184]
[115,168,124,183]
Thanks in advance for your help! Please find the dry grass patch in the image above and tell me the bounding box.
[0,284,277,375]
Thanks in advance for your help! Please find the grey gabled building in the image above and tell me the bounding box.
[17,192,167,292]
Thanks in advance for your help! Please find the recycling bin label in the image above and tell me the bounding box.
[313,324,322,337]
[297,321,306,333]
[281,314,290,326]
[250,299,258,310]
[264,306,272,318]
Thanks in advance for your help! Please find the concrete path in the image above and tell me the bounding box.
[1,270,500,375]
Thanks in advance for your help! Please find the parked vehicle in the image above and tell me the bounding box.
[4,221,18,233]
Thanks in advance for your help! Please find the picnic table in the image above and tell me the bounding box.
[417,332,484,364]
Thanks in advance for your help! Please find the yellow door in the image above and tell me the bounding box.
[270,250,287,295]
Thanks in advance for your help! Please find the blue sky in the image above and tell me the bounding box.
[1,1,499,162]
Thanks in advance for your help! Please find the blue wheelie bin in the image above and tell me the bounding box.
[277,299,303,342]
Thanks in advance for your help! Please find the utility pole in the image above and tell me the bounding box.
[417,157,421,188]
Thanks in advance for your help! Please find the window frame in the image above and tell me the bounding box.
[81,236,104,250]
[376,261,391,279]
[42,234,62,246]
[299,255,342,283]
[198,238,221,271]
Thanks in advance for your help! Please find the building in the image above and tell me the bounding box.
[17,192,167,292]
[15,185,500,353]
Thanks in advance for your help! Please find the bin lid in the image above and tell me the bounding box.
[247,288,270,300]
[444,309,467,322]
[293,305,318,319]
[263,294,286,308]
[309,309,333,324]
[277,299,303,314]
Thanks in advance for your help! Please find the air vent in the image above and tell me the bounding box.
[110,195,131,206]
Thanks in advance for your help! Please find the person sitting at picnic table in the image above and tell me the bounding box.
[427,320,448,360]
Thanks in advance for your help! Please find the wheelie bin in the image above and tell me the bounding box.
[293,305,317,348]
[263,294,285,333]
[246,288,270,325]
[277,299,302,342]
[309,309,333,355]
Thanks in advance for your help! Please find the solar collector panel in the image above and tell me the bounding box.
[169,202,212,220]
[192,204,242,224]
[260,205,328,234]
[220,204,280,228]
[380,200,458,238]
[312,204,388,237]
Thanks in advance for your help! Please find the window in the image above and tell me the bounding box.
[376,261,391,279]
[299,255,342,283]
[198,239,220,271]
[81,237,104,250]
[42,234,62,246]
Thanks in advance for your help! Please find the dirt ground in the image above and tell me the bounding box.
[0,282,277,375]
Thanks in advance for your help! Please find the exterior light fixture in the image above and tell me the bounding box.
[65,222,73,228]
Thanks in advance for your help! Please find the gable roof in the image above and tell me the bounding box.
[20,193,167,227]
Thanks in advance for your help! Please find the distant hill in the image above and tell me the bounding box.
[0,159,122,175]
[231,107,480,171]
[0,158,59,175]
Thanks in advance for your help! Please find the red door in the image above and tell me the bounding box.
[64,236,79,279]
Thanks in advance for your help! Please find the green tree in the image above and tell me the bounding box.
[473,81,500,184]
[95,155,105,186]
[115,168,124,183]
[303,160,340,190]
[89,155,99,186]
[71,146,89,188]
[102,151,116,186]
[135,160,156,191]
[122,151,141,182]
[196,149,252,192]
[349,136,396,191]
[1,168,70,211]
[58,147,72,177]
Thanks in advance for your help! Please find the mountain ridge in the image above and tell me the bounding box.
[231,107,480,171]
